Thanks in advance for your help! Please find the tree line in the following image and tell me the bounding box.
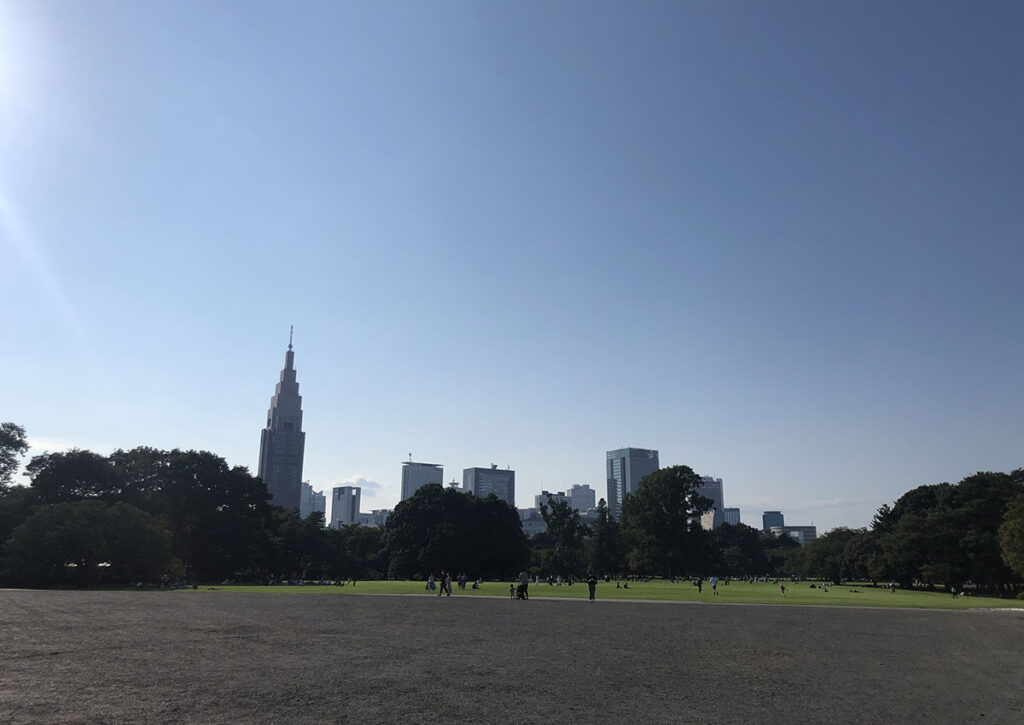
[2,422,1023,594]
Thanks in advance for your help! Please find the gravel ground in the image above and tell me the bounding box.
[1,590,1022,724]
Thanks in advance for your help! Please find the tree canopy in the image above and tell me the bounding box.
[619,465,713,577]
[384,484,528,579]
[4,500,172,586]
[2,422,1022,595]
[0,422,29,490]
[537,495,590,577]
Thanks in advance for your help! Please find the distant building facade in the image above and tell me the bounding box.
[696,476,725,530]
[606,447,660,518]
[536,485,596,512]
[518,508,547,538]
[762,511,785,531]
[723,507,741,526]
[401,461,444,501]
[331,486,361,528]
[359,509,390,528]
[569,484,596,512]
[770,525,817,546]
[463,465,515,506]
[535,490,571,509]
[258,333,306,510]
[299,481,326,521]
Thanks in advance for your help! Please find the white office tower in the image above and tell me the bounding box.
[569,484,596,511]
[331,486,361,528]
[696,476,725,530]
[401,461,444,501]
[299,481,326,520]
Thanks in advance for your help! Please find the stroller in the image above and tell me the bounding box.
[515,583,528,600]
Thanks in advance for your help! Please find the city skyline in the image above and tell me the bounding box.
[3,3,1021,534]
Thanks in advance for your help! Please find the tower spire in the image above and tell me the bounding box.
[288,325,293,351]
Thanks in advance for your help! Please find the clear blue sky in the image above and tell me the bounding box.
[3,1,1021,531]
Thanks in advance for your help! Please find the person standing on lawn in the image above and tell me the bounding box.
[519,570,530,600]
[586,572,597,602]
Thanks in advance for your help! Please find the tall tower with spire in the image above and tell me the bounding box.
[258,327,306,510]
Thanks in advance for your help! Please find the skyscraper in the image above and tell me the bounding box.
[606,447,659,518]
[299,481,326,520]
[569,484,596,512]
[463,464,515,506]
[401,461,444,501]
[763,511,784,531]
[723,507,741,526]
[696,476,725,530]
[535,490,571,509]
[331,486,361,528]
[257,330,306,511]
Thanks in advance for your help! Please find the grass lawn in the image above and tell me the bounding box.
[201,578,1024,609]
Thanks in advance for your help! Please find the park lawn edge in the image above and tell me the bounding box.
[188,580,1024,611]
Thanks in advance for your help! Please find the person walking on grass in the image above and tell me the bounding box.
[710,575,719,596]
[519,570,530,600]
[780,583,787,597]
[586,572,597,602]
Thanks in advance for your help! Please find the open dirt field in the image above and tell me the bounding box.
[1,590,1022,724]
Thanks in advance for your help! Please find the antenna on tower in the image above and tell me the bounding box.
[288,325,294,350]
[408,453,412,462]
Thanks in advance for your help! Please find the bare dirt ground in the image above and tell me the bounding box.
[1,590,1022,724]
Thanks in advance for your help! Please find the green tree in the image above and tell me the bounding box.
[0,422,29,490]
[801,527,862,583]
[3,500,172,586]
[588,498,624,575]
[269,508,328,579]
[26,449,124,503]
[0,485,37,564]
[872,472,1024,591]
[384,485,527,579]
[762,531,801,576]
[538,495,590,577]
[839,529,882,582]
[327,524,387,580]
[110,448,272,581]
[713,523,768,577]
[998,493,1024,579]
[619,466,713,577]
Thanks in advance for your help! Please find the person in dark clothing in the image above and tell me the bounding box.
[518,570,530,600]
[586,572,597,602]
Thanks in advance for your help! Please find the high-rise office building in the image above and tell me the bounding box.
[400,461,444,501]
[358,509,391,528]
[697,476,725,530]
[299,481,326,520]
[257,330,306,510]
[463,464,515,506]
[762,511,784,531]
[770,525,816,546]
[331,486,361,528]
[606,447,659,518]
[535,490,571,509]
[723,507,741,526]
[569,484,596,512]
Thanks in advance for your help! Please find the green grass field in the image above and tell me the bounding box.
[200,579,1024,610]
